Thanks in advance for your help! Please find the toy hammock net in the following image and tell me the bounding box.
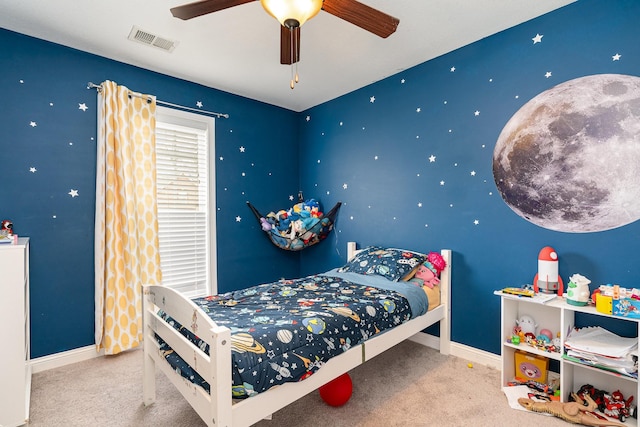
[247,198,341,251]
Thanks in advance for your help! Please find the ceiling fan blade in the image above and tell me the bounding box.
[322,0,399,38]
[280,25,301,65]
[170,0,255,20]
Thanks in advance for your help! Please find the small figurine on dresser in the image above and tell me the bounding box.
[0,219,13,243]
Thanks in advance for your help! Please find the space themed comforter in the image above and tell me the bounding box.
[156,269,430,398]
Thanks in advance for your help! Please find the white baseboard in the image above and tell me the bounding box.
[31,336,501,374]
[410,332,501,370]
[31,345,103,374]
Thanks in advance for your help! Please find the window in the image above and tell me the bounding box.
[155,106,216,298]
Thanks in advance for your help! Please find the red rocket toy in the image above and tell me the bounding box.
[533,246,563,295]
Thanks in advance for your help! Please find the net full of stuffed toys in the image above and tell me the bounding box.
[247,198,341,251]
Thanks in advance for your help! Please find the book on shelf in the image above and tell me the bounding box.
[494,289,557,304]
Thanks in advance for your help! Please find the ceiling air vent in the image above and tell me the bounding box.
[128,26,178,53]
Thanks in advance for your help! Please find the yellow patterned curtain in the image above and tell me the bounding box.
[95,80,162,355]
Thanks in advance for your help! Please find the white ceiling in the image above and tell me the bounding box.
[0,0,575,112]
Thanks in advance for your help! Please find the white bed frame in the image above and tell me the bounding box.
[143,242,451,427]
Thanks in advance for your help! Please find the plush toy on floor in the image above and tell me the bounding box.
[319,373,352,407]
[518,393,625,426]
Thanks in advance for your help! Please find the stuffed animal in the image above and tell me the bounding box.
[515,315,537,336]
[409,252,447,289]
[409,264,440,288]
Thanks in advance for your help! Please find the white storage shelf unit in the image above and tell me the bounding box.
[0,237,31,427]
[499,293,639,425]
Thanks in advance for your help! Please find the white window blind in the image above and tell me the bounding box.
[155,107,215,297]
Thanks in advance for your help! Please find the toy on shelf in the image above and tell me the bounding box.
[533,246,563,295]
[571,384,635,423]
[592,284,640,318]
[511,315,561,353]
[515,314,537,336]
[0,219,13,243]
[566,273,591,306]
[502,287,535,298]
[515,350,549,383]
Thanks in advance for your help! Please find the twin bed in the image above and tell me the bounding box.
[143,242,452,426]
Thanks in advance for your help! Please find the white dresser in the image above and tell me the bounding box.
[0,237,31,427]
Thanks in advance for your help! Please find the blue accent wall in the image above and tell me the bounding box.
[0,30,301,358]
[1,0,639,358]
[299,0,640,352]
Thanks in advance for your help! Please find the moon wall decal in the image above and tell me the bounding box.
[493,74,640,233]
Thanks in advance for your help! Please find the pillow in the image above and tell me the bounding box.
[338,246,427,281]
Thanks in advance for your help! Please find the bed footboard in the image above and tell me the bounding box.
[143,285,232,427]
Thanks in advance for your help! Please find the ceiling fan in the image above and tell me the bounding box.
[170,0,399,87]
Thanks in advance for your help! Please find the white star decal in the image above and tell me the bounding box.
[289,195,294,201]
[239,146,245,152]
[440,181,445,186]
[532,33,543,44]
[30,167,37,173]
[68,189,79,197]
[474,110,480,116]
[306,115,311,121]
[370,96,375,103]
[219,156,224,161]
[474,220,480,225]
[429,155,436,162]
[235,216,242,222]
[196,101,203,108]
[417,202,423,208]
[416,107,421,113]
[78,103,88,111]
[374,155,378,160]
[470,171,476,176]
[343,183,348,190]
[401,79,405,84]
[30,121,37,127]
[612,53,621,61]
[450,66,456,72]
[545,71,552,78]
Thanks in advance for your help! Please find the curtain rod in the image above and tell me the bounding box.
[87,82,229,119]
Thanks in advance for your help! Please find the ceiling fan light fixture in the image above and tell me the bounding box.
[260,0,323,28]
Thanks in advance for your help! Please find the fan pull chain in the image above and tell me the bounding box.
[290,63,299,89]
[290,26,299,89]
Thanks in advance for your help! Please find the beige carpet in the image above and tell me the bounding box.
[29,340,571,427]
